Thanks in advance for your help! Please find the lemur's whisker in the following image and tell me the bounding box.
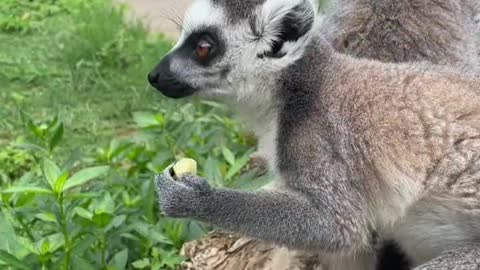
[157,8,184,32]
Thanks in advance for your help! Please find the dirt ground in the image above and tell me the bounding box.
[115,0,192,40]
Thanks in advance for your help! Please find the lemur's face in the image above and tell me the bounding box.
[148,0,316,101]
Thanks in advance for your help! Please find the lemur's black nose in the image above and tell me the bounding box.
[148,56,197,99]
[148,55,170,89]
[148,71,159,85]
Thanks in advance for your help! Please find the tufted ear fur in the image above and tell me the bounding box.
[257,0,317,57]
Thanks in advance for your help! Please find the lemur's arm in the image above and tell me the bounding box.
[413,245,480,270]
[156,165,370,252]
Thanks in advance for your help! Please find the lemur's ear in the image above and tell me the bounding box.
[257,0,316,57]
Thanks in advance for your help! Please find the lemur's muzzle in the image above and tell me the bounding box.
[148,55,197,99]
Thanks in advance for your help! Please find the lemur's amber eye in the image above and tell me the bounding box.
[196,40,211,59]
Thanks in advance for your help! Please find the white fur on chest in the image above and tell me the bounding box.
[255,120,278,171]
[232,77,279,172]
[255,120,283,191]
[234,98,281,189]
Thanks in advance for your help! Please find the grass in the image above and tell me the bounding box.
[0,0,174,150]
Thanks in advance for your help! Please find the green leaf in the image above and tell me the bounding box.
[25,118,43,140]
[66,192,100,200]
[49,122,64,151]
[149,230,172,245]
[108,140,133,160]
[42,159,61,189]
[40,239,50,255]
[132,222,171,245]
[2,186,53,195]
[222,147,235,165]
[204,156,222,186]
[0,250,30,270]
[107,215,126,230]
[74,207,93,220]
[154,113,166,127]
[15,143,49,156]
[159,250,185,268]
[47,116,59,131]
[132,258,150,269]
[95,192,115,214]
[140,180,156,223]
[225,150,254,180]
[54,171,70,193]
[72,255,96,270]
[63,166,109,191]
[34,213,57,223]
[35,234,65,256]
[132,112,158,127]
[92,212,113,228]
[43,233,64,253]
[17,236,39,255]
[199,100,227,110]
[109,249,128,270]
[0,211,17,248]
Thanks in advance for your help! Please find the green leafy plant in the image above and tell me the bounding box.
[19,114,65,155]
[0,0,268,268]
[0,145,35,184]
[0,102,261,269]
[0,117,195,269]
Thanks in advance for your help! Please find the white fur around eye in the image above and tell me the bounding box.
[171,0,225,51]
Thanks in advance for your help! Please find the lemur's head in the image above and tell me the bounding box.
[148,0,317,101]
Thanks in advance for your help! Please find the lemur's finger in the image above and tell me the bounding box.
[155,171,175,188]
[179,175,211,192]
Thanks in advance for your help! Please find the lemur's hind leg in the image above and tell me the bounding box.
[414,245,480,270]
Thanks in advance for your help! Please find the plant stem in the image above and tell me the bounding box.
[58,193,71,270]
[101,232,107,269]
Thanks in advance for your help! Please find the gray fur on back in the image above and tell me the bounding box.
[321,0,480,70]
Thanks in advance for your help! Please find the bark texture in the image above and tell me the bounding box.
[180,232,325,270]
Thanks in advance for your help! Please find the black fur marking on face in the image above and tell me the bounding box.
[249,17,263,41]
[376,240,412,270]
[148,26,226,99]
[178,26,226,67]
[258,3,314,59]
[278,3,315,42]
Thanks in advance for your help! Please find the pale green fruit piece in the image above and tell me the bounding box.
[172,158,197,178]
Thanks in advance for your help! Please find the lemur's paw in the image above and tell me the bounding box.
[155,171,211,218]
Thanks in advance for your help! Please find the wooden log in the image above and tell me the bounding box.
[180,232,325,270]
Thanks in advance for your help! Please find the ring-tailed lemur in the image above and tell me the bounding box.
[249,0,480,207]
[148,0,480,269]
